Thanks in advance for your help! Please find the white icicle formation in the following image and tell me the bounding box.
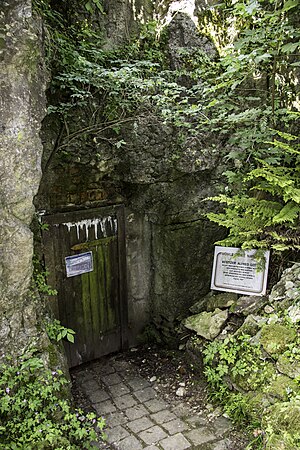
[61,216,118,240]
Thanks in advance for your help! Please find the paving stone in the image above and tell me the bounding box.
[144,446,160,450]
[127,416,155,433]
[93,363,116,375]
[160,433,191,450]
[109,382,130,398]
[150,410,177,424]
[118,435,143,450]
[185,428,216,445]
[126,376,151,391]
[126,404,148,420]
[162,418,190,435]
[170,404,192,418]
[139,425,168,445]
[106,425,129,443]
[213,416,233,436]
[114,394,137,410]
[74,371,95,383]
[104,411,127,428]
[81,379,100,394]
[94,400,116,415]
[186,415,207,427]
[134,387,157,402]
[145,398,169,413]
[211,438,233,449]
[89,389,110,403]
[102,373,123,386]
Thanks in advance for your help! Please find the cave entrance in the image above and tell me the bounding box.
[42,205,128,367]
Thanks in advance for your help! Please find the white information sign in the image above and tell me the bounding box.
[211,246,270,296]
[65,252,93,278]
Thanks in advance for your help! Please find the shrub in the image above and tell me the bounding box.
[0,351,105,449]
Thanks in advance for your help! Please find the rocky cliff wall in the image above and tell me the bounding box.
[0,0,47,357]
[36,2,223,346]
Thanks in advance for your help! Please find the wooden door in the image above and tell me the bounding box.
[42,206,128,367]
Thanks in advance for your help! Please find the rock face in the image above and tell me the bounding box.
[0,0,47,357]
[36,4,222,344]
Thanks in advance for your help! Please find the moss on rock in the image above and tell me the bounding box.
[264,375,299,401]
[260,323,297,357]
[263,398,300,450]
[276,352,300,379]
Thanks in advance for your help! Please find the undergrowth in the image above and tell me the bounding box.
[0,349,105,449]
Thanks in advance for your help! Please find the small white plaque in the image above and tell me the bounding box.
[211,246,270,296]
[65,252,93,278]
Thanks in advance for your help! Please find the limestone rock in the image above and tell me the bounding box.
[277,353,300,379]
[176,387,186,397]
[184,308,228,340]
[264,305,274,314]
[0,0,47,358]
[263,398,300,450]
[231,295,267,316]
[260,324,297,356]
[264,375,299,401]
[287,304,300,323]
[190,292,237,314]
[269,263,300,311]
[234,314,267,337]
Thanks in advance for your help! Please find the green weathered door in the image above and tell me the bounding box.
[42,206,128,367]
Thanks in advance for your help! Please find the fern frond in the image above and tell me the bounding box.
[271,243,293,251]
[271,130,298,141]
[265,139,300,155]
[282,187,300,204]
[272,201,300,224]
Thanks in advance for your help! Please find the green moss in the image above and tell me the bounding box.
[263,398,300,449]
[277,352,300,379]
[264,375,299,401]
[265,434,299,450]
[260,324,297,357]
[246,391,272,415]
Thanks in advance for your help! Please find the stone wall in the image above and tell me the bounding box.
[36,4,224,346]
[0,0,47,357]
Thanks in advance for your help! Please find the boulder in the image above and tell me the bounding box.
[190,292,237,314]
[184,308,228,340]
[234,314,268,337]
[276,353,300,379]
[259,323,297,357]
[264,375,299,401]
[263,398,300,450]
[287,304,300,323]
[269,263,300,313]
[231,295,267,316]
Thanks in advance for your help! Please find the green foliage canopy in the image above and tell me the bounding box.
[34,0,300,255]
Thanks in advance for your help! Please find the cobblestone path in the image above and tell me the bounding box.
[72,354,247,450]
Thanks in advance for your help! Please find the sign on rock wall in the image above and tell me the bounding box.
[211,246,270,296]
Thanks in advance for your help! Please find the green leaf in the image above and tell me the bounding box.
[85,2,93,13]
[281,42,300,54]
[282,0,300,12]
[67,333,75,343]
